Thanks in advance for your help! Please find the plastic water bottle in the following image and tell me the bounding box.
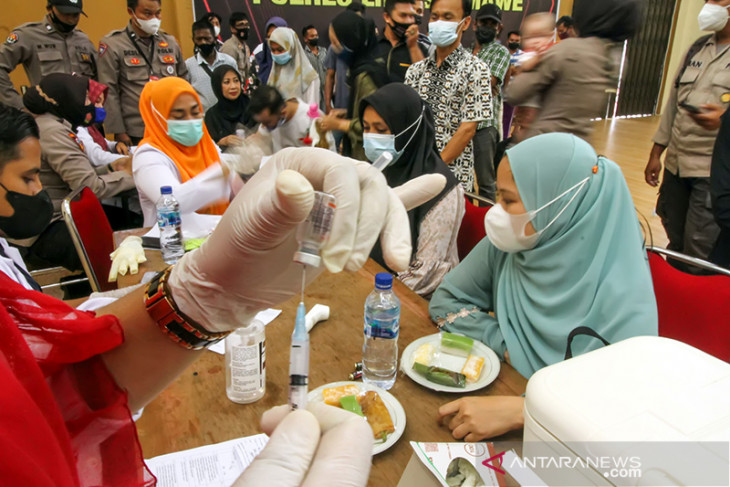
[156,186,184,264]
[226,320,266,404]
[363,272,400,390]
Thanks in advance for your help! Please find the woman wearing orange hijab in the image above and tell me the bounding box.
[133,77,239,226]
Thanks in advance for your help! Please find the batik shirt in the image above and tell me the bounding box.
[405,46,492,192]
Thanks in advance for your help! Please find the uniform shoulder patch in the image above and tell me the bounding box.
[99,42,108,57]
[159,41,169,48]
[5,33,18,45]
[162,55,175,64]
[68,132,85,152]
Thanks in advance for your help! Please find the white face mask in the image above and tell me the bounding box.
[135,14,161,36]
[484,177,589,253]
[698,3,730,32]
[214,25,221,37]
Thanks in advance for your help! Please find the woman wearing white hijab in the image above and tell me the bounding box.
[268,27,321,107]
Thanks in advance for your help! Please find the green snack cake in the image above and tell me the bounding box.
[412,362,467,388]
[440,332,474,357]
[339,395,364,416]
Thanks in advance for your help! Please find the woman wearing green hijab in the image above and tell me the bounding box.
[430,133,658,441]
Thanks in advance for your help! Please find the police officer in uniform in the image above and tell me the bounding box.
[98,0,188,146]
[0,0,97,110]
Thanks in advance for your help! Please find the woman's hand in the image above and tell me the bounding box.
[235,403,372,487]
[319,110,349,132]
[219,134,244,147]
[438,396,524,442]
[167,147,446,333]
[110,155,133,175]
[114,141,130,155]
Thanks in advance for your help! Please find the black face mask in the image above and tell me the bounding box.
[49,11,77,33]
[197,42,216,57]
[476,26,497,45]
[236,28,250,41]
[388,19,413,40]
[414,14,423,26]
[308,37,319,47]
[0,182,53,240]
[508,42,521,51]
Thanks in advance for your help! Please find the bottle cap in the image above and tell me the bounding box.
[294,250,321,268]
[375,272,393,289]
[160,186,172,195]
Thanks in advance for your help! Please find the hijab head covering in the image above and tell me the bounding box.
[359,83,459,265]
[267,27,319,100]
[330,11,389,91]
[495,133,657,378]
[138,77,228,215]
[204,65,250,143]
[256,16,288,83]
[86,79,112,151]
[573,0,642,41]
[23,73,93,128]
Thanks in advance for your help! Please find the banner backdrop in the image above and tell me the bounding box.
[193,0,556,47]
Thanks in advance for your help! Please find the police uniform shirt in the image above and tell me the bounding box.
[0,15,97,109]
[98,22,188,139]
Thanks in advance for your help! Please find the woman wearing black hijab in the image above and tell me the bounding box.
[205,65,252,151]
[360,83,464,298]
[20,73,137,272]
[320,10,390,161]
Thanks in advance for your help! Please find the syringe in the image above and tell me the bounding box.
[288,301,309,410]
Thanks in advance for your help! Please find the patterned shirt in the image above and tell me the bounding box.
[185,51,237,112]
[405,46,492,192]
[474,41,510,131]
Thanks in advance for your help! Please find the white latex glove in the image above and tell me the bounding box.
[234,402,373,487]
[167,147,446,332]
[108,236,147,282]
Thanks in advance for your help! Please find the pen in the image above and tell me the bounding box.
[288,301,309,410]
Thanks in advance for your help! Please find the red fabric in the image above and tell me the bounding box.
[457,196,491,260]
[649,251,730,361]
[0,273,155,486]
[88,125,111,152]
[87,79,112,151]
[70,187,116,292]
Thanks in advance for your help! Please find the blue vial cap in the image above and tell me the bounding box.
[160,186,172,195]
[375,272,393,289]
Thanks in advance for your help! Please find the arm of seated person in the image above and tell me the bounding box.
[438,396,524,441]
[133,147,231,215]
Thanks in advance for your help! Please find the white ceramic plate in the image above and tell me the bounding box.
[308,381,406,455]
[400,333,501,393]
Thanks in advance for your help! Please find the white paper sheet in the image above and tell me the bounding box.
[145,213,223,240]
[208,309,282,355]
[145,434,269,487]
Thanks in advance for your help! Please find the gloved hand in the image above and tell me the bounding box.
[108,236,147,282]
[234,402,373,487]
[168,147,446,332]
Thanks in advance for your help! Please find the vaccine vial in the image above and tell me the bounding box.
[294,191,336,267]
[226,320,266,404]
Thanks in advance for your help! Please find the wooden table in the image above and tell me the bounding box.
[119,236,527,486]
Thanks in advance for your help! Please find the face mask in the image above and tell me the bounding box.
[236,28,250,41]
[484,176,589,253]
[363,108,423,166]
[49,11,77,33]
[0,182,53,240]
[308,37,319,47]
[152,101,204,146]
[93,106,106,123]
[388,19,413,40]
[214,25,221,37]
[508,41,520,50]
[698,3,730,32]
[134,14,161,36]
[197,43,216,57]
[272,51,292,65]
[414,14,423,25]
[429,19,464,48]
[476,26,497,45]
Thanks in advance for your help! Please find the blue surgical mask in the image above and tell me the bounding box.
[94,106,106,123]
[167,119,204,146]
[363,108,424,166]
[272,51,292,65]
[428,19,464,47]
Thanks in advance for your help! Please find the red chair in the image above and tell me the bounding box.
[647,246,730,362]
[457,193,493,260]
[62,187,117,293]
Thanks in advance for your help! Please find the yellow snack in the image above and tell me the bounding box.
[461,355,484,382]
[413,343,434,366]
[322,384,361,406]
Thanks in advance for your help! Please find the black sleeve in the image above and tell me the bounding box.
[711,108,730,230]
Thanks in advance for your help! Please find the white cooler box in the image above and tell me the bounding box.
[522,336,730,486]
